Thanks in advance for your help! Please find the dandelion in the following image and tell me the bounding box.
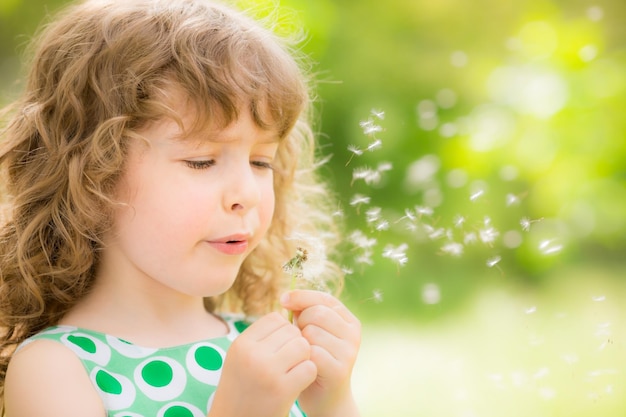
[365,207,382,224]
[283,247,308,321]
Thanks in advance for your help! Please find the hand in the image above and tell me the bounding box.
[209,312,317,417]
[281,290,361,417]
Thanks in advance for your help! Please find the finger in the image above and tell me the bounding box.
[242,312,293,344]
[281,290,358,324]
[296,304,346,340]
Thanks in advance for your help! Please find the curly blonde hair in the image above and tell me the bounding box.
[0,0,342,394]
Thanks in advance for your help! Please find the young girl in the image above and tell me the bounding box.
[0,1,361,416]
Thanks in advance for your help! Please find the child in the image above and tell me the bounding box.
[0,1,361,416]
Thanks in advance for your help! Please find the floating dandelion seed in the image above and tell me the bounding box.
[371,108,385,120]
[376,161,393,173]
[423,224,446,240]
[538,239,563,255]
[506,193,521,206]
[440,242,464,256]
[341,266,354,275]
[366,138,382,152]
[524,306,537,314]
[415,205,434,217]
[470,188,485,202]
[368,289,384,303]
[382,243,409,267]
[453,214,466,228]
[520,216,542,231]
[592,295,606,302]
[360,120,383,136]
[479,226,500,245]
[486,255,502,268]
[365,207,382,224]
[375,220,390,231]
[349,194,370,214]
[345,145,363,166]
[464,232,477,244]
[348,230,377,249]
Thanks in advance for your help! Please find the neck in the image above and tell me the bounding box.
[60,261,228,347]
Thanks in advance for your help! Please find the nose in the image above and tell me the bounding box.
[222,164,261,214]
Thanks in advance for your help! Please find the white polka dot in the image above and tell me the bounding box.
[157,402,206,417]
[186,343,226,385]
[61,332,111,366]
[107,335,157,358]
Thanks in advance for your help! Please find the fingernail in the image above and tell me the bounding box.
[280,292,290,305]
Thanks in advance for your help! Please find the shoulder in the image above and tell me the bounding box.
[5,338,104,416]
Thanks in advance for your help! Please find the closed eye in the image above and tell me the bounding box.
[184,160,215,170]
[251,160,274,170]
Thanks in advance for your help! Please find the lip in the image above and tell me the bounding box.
[207,234,251,255]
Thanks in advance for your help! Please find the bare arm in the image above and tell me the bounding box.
[4,340,105,417]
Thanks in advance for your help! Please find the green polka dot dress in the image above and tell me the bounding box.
[18,315,306,417]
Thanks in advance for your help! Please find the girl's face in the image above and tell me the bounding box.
[100,104,279,298]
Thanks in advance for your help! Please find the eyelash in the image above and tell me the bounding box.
[184,160,274,170]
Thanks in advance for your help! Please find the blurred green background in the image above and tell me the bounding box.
[2,0,625,415]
